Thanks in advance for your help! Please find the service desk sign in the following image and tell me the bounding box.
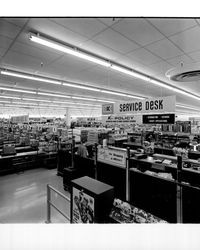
[97,146,127,168]
[102,96,176,115]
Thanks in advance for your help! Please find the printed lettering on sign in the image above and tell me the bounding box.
[114,96,175,115]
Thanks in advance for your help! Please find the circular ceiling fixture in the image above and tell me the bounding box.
[166,62,200,82]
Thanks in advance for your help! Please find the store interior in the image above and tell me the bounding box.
[1,17,200,224]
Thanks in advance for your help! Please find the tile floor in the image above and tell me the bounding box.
[0,168,70,223]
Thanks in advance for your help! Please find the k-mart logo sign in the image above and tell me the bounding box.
[102,103,114,115]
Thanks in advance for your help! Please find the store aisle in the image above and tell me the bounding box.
[0,168,70,223]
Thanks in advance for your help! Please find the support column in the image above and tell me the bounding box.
[65,108,71,127]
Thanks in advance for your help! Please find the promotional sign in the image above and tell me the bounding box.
[143,113,175,124]
[72,187,94,223]
[102,103,114,115]
[11,115,29,124]
[102,115,142,125]
[97,146,127,168]
[102,96,176,115]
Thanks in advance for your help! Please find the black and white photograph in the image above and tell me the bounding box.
[1,1,200,249]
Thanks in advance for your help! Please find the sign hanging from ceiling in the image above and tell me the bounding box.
[102,96,176,115]
[102,115,142,125]
[142,113,175,124]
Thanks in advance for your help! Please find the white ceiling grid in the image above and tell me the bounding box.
[0,17,200,117]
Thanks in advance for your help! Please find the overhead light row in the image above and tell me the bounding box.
[28,32,200,101]
[176,104,200,111]
[0,95,101,107]
[0,69,144,100]
[0,99,101,109]
[0,86,115,103]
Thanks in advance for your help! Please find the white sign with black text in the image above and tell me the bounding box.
[97,146,127,168]
[102,96,176,115]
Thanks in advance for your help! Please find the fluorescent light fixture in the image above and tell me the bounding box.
[97,99,115,103]
[0,95,21,100]
[1,70,61,85]
[111,65,150,81]
[150,79,200,100]
[176,104,200,111]
[101,90,128,97]
[23,98,51,102]
[29,33,110,67]
[52,100,100,107]
[12,101,38,106]
[0,100,10,103]
[27,33,200,102]
[126,94,145,100]
[71,96,97,101]
[0,86,36,94]
[38,92,71,98]
[63,82,100,92]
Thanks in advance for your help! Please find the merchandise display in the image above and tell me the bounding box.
[109,198,167,223]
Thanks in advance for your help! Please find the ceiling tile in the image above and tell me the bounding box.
[0,35,13,57]
[169,26,200,53]
[147,61,172,77]
[145,38,183,60]
[166,54,195,66]
[2,17,29,28]
[79,40,121,61]
[43,64,80,79]
[2,51,44,72]
[97,18,122,26]
[0,48,7,57]
[50,18,107,38]
[112,18,164,46]
[147,18,197,36]
[127,48,162,65]
[93,28,139,54]
[0,19,21,39]
[188,50,200,62]
[51,54,96,71]
[10,41,63,65]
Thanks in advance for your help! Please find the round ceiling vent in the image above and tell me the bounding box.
[166,63,200,82]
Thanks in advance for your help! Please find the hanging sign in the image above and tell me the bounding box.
[97,146,127,168]
[102,103,114,115]
[102,115,142,125]
[102,96,176,115]
[142,113,175,124]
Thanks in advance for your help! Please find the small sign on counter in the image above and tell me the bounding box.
[97,146,127,168]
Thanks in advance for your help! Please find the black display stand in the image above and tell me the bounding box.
[71,176,114,223]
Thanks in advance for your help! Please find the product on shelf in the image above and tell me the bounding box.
[109,198,167,223]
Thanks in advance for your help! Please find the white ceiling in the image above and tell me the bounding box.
[0,17,200,117]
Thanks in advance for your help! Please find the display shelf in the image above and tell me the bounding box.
[130,168,175,184]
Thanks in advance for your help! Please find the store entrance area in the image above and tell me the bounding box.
[0,169,70,223]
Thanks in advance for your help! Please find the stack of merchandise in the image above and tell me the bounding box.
[110,198,167,223]
[0,127,4,146]
[2,144,16,156]
[87,130,98,144]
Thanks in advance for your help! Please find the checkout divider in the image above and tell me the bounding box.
[59,144,200,223]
